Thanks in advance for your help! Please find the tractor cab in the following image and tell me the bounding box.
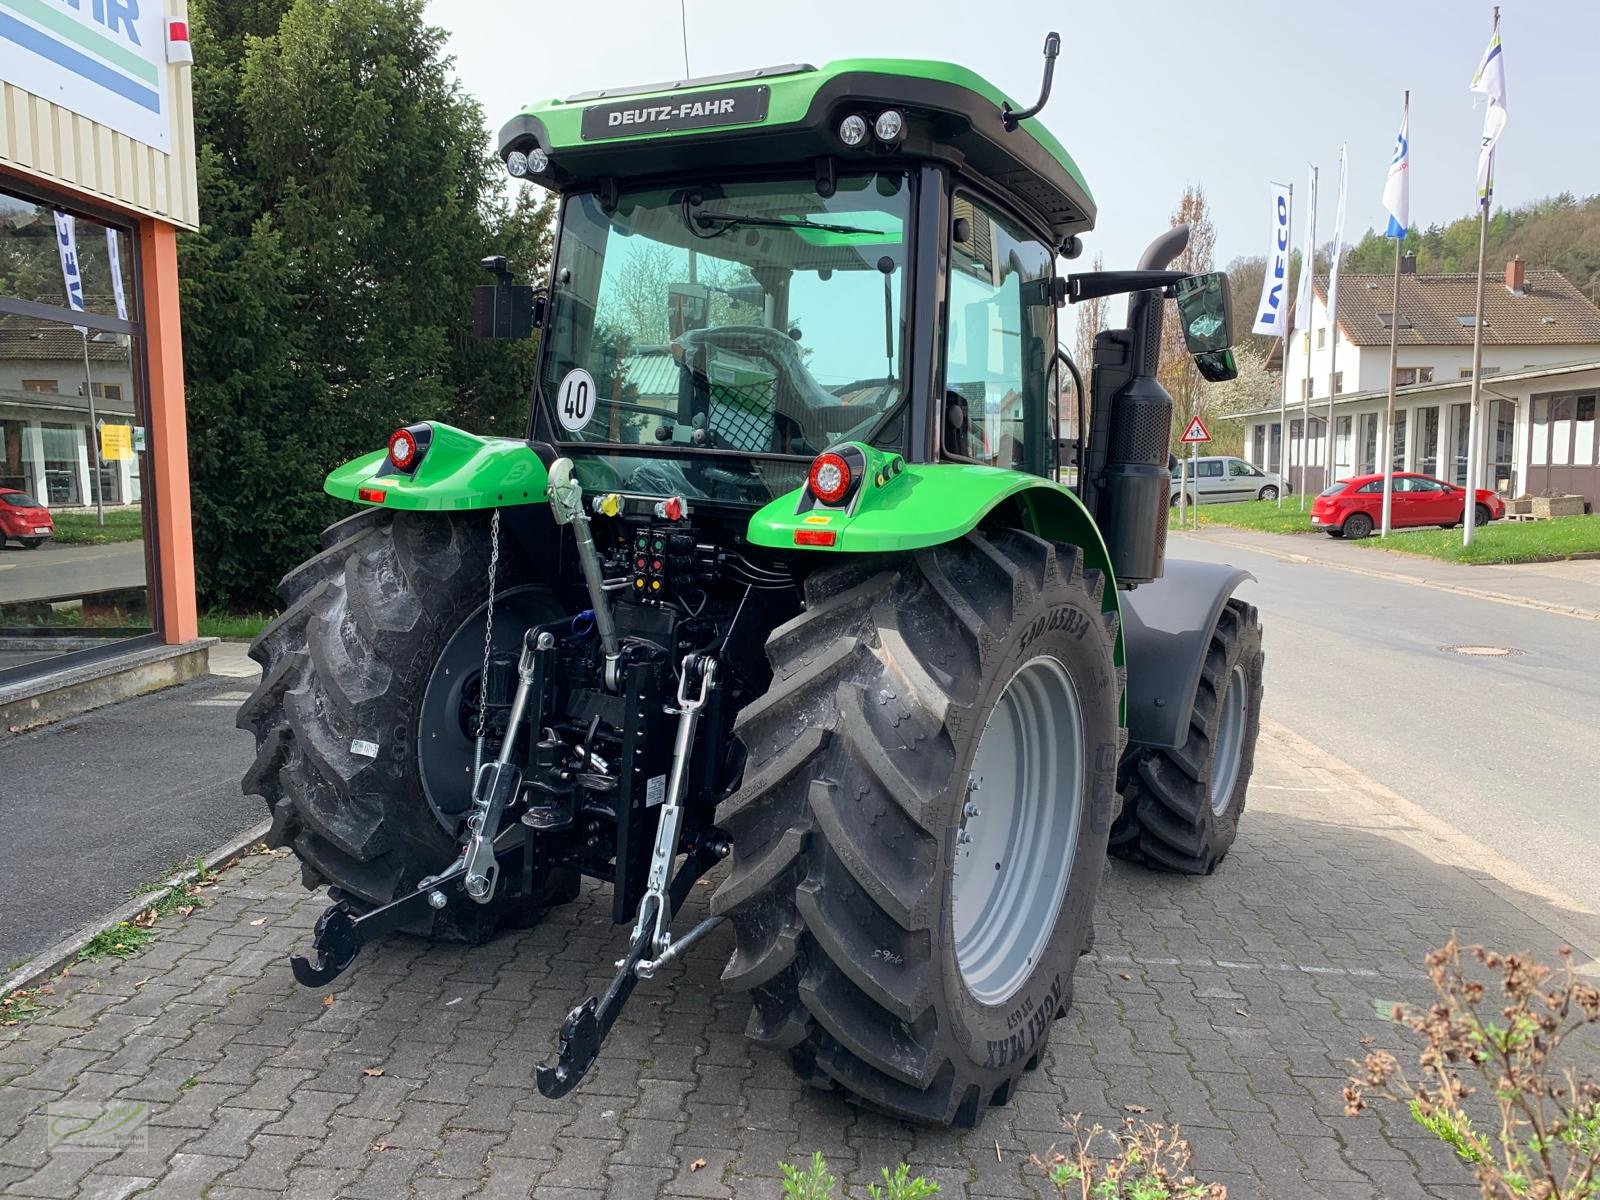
[490,55,1096,507]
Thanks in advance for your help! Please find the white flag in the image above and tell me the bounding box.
[51,212,88,336]
[1382,101,1409,238]
[106,229,129,322]
[1471,20,1507,204]
[1290,165,1318,338]
[1326,146,1348,328]
[1251,182,1294,337]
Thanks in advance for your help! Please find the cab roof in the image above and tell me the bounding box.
[499,58,1096,244]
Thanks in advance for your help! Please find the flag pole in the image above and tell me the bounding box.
[1464,7,1501,548]
[1324,147,1347,494]
[1276,332,1288,507]
[1380,92,1408,538]
[1380,237,1400,536]
[1462,182,1490,546]
[1300,166,1318,510]
[1276,181,1293,508]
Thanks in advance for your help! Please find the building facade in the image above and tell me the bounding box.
[1,0,199,681]
[1241,360,1600,510]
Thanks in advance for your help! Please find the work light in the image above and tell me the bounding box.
[874,110,905,143]
[838,115,868,148]
[505,150,529,177]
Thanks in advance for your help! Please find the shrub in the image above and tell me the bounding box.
[1345,939,1600,1199]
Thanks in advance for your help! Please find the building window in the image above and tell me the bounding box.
[1418,406,1440,477]
[1333,371,1344,394]
[1335,415,1352,468]
[0,182,149,677]
[1392,410,1408,469]
[1458,366,1501,380]
[1395,367,1434,386]
[1301,377,1313,401]
[1317,328,1326,349]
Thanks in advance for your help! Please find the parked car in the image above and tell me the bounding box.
[1310,472,1504,539]
[1171,455,1287,505]
[0,488,54,548]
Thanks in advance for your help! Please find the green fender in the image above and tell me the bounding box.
[748,453,1125,716]
[324,422,549,511]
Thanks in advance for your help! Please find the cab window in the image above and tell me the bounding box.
[942,193,1054,475]
[1227,460,1257,477]
[1197,460,1224,478]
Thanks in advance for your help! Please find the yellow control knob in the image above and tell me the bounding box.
[597,492,622,517]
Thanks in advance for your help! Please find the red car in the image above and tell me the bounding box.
[0,488,55,549]
[1311,472,1504,539]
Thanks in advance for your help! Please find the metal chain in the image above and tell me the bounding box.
[472,508,502,780]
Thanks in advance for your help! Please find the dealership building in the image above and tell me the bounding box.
[0,0,202,710]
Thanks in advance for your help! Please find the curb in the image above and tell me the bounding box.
[1185,531,1600,622]
[1,818,273,1000]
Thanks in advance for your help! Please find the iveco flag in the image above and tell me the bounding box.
[1251,183,1295,337]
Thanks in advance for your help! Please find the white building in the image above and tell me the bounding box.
[1245,260,1600,502]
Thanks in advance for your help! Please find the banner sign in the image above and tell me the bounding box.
[0,0,172,152]
[1291,165,1319,337]
[51,211,88,335]
[100,424,133,462]
[1251,183,1294,337]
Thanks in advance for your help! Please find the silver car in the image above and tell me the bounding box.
[1171,455,1286,506]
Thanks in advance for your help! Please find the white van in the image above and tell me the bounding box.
[1171,456,1286,505]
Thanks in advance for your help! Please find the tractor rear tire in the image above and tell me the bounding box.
[713,530,1121,1126]
[1109,599,1263,874]
[237,508,573,941]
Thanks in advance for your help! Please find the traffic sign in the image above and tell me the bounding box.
[1180,415,1211,444]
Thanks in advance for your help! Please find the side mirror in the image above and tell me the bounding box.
[1175,271,1234,353]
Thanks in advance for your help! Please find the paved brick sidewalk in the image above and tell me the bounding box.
[4,721,1597,1200]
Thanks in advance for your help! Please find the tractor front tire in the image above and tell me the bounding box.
[1109,599,1263,874]
[237,508,572,941]
[713,530,1121,1126]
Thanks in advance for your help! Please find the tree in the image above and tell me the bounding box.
[1072,253,1108,375]
[181,0,555,609]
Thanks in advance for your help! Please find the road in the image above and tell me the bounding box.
[0,672,260,968]
[0,539,147,606]
[1170,529,1600,907]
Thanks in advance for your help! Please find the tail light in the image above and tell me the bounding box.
[384,423,432,475]
[808,452,852,505]
[388,428,418,471]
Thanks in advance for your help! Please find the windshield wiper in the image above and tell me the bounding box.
[682,199,878,239]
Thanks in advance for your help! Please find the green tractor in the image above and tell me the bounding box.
[239,38,1263,1127]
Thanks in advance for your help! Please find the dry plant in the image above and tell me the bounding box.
[1346,938,1600,1199]
[1030,1114,1226,1199]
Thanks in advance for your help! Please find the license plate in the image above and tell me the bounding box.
[1310,516,1323,524]
[34,526,50,534]
[581,85,769,140]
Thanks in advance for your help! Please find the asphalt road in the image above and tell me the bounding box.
[1170,530,1600,907]
[0,539,147,605]
[0,673,260,968]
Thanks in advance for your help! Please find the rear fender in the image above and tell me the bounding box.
[1121,559,1253,751]
[324,422,548,511]
[748,459,1125,719]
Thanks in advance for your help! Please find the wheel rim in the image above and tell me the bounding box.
[1209,664,1249,815]
[416,585,557,833]
[951,655,1084,1006]
[1261,487,1277,501]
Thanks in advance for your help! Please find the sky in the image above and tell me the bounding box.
[424,0,1600,278]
